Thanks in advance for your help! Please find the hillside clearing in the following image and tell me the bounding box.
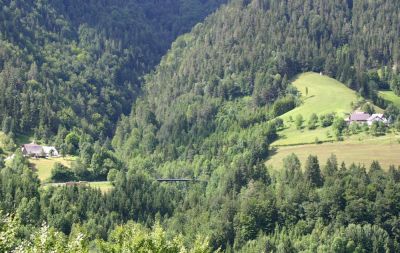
[273,72,382,146]
[267,134,400,170]
[379,91,400,107]
[29,156,76,182]
[283,72,358,119]
[88,181,114,193]
[43,181,113,193]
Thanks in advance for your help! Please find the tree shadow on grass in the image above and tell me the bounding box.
[265,147,278,163]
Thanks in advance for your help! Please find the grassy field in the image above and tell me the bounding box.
[44,181,113,193]
[273,72,358,146]
[379,91,400,107]
[29,156,76,182]
[273,72,383,146]
[87,181,114,193]
[267,133,400,171]
[283,72,358,119]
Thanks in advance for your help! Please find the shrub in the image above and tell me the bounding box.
[51,163,75,182]
[332,117,347,140]
[107,169,118,185]
[320,113,335,127]
[361,103,375,115]
[273,118,284,130]
[308,113,318,130]
[272,96,296,117]
[295,114,303,130]
[350,123,360,134]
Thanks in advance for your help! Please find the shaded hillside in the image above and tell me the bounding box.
[0,0,226,140]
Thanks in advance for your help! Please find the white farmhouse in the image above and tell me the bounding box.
[367,114,388,126]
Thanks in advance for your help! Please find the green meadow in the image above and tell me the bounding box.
[29,156,113,192]
[267,133,400,171]
[29,156,76,182]
[273,72,358,146]
[43,181,113,193]
[379,90,400,107]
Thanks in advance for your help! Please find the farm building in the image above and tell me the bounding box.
[367,114,388,126]
[42,146,59,157]
[346,112,371,124]
[21,143,59,158]
[346,112,388,125]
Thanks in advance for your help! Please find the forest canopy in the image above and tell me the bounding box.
[1,0,400,252]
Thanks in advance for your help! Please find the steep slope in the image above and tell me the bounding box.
[379,91,400,107]
[0,0,226,140]
[115,0,400,162]
[273,72,358,146]
[282,72,357,119]
[113,0,400,249]
[2,1,400,251]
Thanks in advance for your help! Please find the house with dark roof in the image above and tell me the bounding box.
[345,111,388,126]
[21,142,59,158]
[21,143,45,157]
[346,112,371,124]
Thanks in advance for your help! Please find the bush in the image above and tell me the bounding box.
[332,117,347,140]
[107,169,118,185]
[350,123,360,134]
[370,121,386,136]
[308,113,318,130]
[395,119,400,132]
[295,114,303,130]
[272,96,296,117]
[273,118,284,130]
[320,113,335,127]
[361,103,375,114]
[51,163,75,182]
[1,134,16,152]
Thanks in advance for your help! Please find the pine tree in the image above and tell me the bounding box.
[304,155,323,187]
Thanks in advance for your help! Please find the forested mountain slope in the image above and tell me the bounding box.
[0,0,226,140]
[2,0,400,252]
[115,0,400,163]
[111,0,400,250]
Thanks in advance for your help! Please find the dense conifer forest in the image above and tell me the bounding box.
[2,0,400,252]
[0,0,225,139]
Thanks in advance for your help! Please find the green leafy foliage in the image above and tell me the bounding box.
[51,163,75,182]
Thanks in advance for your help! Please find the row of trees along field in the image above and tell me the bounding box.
[0,0,226,140]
